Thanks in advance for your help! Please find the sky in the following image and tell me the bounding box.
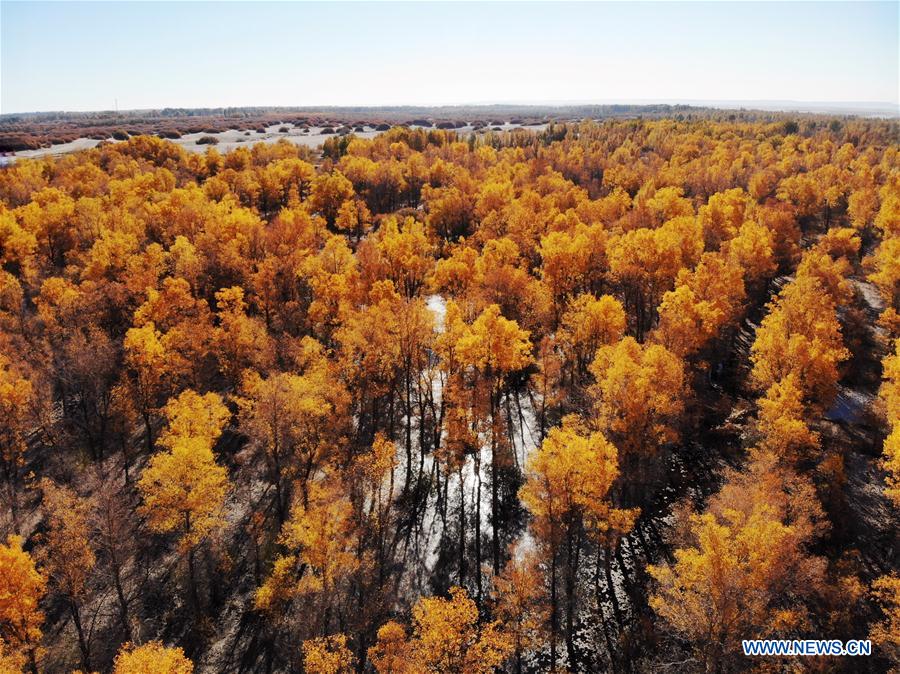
[1,1,898,114]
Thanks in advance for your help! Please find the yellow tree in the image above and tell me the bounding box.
[137,390,231,614]
[649,452,827,672]
[212,286,273,384]
[309,170,355,226]
[0,638,26,674]
[334,198,373,241]
[795,248,854,307]
[122,322,171,451]
[519,418,635,670]
[724,219,776,288]
[755,375,820,466]
[235,363,341,523]
[538,225,607,307]
[557,294,626,378]
[656,251,746,359]
[368,621,415,674]
[697,187,752,250]
[369,587,511,674]
[131,277,214,382]
[750,275,849,408]
[255,479,358,636]
[879,340,900,505]
[607,217,702,340]
[302,634,356,674]
[0,536,45,674]
[0,355,34,533]
[38,480,96,672]
[870,574,900,668]
[493,552,546,674]
[373,216,434,299]
[335,281,431,491]
[655,284,720,359]
[455,303,532,578]
[112,641,193,674]
[869,236,900,332]
[589,337,685,505]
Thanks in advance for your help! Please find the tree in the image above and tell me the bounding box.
[847,186,878,231]
[137,390,231,613]
[607,217,703,340]
[557,294,626,377]
[869,236,900,321]
[724,219,776,287]
[112,641,193,674]
[122,322,170,451]
[38,480,96,671]
[455,303,532,577]
[302,634,356,674]
[0,355,34,533]
[0,639,26,674]
[519,418,634,670]
[0,536,45,674]
[750,275,849,408]
[795,248,854,306]
[334,198,372,241]
[755,375,820,466]
[235,362,341,523]
[92,478,138,639]
[373,216,434,299]
[697,187,752,250]
[156,389,231,451]
[310,171,355,226]
[538,225,607,306]
[879,340,900,505]
[255,478,358,636]
[370,587,511,674]
[590,337,684,504]
[649,452,827,672]
[212,286,273,384]
[655,251,746,359]
[492,552,545,674]
[368,621,415,674]
[870,574,900,668]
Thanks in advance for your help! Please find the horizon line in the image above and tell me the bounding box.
[3,99,899,118]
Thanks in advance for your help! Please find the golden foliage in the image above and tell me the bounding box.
[649,452,826,668]
[750,275,849,407]
[112,641,193,674]
[370,587,512,674]
[0,536,45,662]
[302,634,356,674]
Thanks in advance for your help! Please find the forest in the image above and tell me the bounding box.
[0,117,897,673]
[0,104,781,152]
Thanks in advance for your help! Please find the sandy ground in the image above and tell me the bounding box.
[2,122,543,164]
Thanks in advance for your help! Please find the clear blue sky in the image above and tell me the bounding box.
[1,1,897,113]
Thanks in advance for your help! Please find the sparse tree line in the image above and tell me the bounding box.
[0,119,897,672]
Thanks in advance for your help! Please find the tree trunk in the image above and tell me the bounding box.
[475,452,483,603]
[458,467,466,586]
[112,556,132,639]
[604,545,624,630]
[70,600,91,673]
[550,542,559,672]
[565,527,579,671]
[490,385,501,576]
